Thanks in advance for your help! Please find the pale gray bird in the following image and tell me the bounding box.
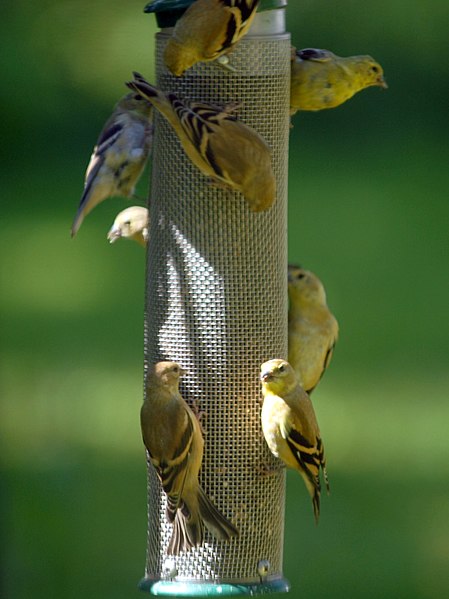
[71,92,153,237]
[107,206,149,247]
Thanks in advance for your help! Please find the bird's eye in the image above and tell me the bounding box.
[370,65,379,73]
[124,221,131,226]
[172,366,179,373]
[134,94,143,101]
[297,273,305,280]
[278,364,286,373]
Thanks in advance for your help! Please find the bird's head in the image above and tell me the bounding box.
[359,56,388,89]
[148,361,187,390]
[107,206,149,244]
[287,265,326,306]
[260,359,297,394]
[163,39,199,77]
[118,92,154,117]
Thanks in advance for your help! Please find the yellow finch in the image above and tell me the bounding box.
[141,361,238,555]
[288,265,339,394]
[71,93,153,237]
[126,72,276,212]
[290,47,387,114]
[260,359,329,523]
[107,206,149,247]
[163,0,260,77]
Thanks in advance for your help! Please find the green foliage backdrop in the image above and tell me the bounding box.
[1,1,448,597]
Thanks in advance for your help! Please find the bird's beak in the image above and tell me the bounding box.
[378,76,388,89]
[179,368,187,377]
[260,371,272,383]
[107,227,121,243]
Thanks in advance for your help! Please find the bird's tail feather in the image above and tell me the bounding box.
[71,199,88,238]
[302,473,321,524]
[167,508,204,555]
[198,486,238,541]
[126,73,179,129]
[166,487,238,554]
[312,487,321,524]
[323,465,330,494]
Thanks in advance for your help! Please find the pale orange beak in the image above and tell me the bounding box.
[107,227,122,243]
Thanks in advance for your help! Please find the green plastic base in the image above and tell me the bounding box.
[139,577,290,596]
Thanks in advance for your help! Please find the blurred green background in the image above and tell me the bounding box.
[1,1,448,597]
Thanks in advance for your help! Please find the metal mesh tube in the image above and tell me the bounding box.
[143,11,291,591]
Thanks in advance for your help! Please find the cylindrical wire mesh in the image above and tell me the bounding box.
[143,12,291,591]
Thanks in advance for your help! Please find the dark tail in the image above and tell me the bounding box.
[166,506,204,556]
[312,487,321,524]
[126,72,158,100]
[166,488,238,554]
[198,486,238,541]
[70,200,86,238]
[166,496,204,555]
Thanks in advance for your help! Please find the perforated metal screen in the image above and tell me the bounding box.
[143,26,291,585]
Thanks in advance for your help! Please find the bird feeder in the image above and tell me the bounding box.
[141,0,290,595]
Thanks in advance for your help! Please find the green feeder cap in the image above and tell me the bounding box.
[144,0,287,28]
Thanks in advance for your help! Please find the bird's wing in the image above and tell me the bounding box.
[297,48,334,63]
[323,340,336,372]
[307,340,336,395]
[230,0,260,24]
[82,119,124,196]
[211,1,259,53]
[223,1,260,32]
[95,120,124,156]
[281,417,322,489]
[171,97,239,180]
[126,74,244,184]
[159,411,194,500]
